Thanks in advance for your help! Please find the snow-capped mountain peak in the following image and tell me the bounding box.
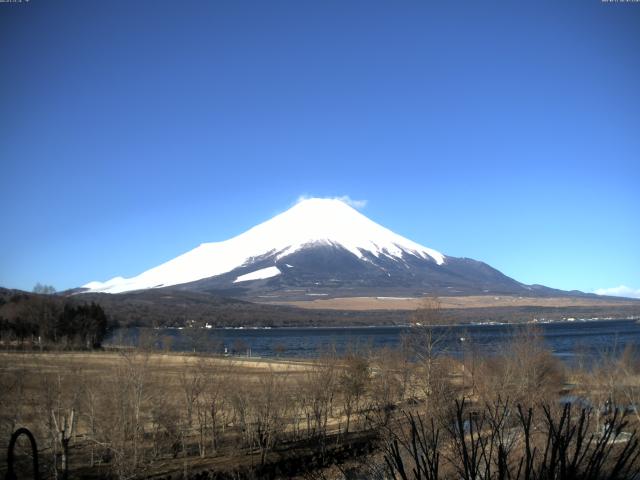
[83,198,445,294]
[238,198,444,264]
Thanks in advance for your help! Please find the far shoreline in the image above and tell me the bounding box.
[141,315,640,331]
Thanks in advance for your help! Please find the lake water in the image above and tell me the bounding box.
[107,318,640,362]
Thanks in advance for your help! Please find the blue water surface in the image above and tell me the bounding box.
[106,319,640,362]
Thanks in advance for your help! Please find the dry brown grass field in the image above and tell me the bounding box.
[0,349,404,479]
[1,336,639,479]
[267,294,640,311]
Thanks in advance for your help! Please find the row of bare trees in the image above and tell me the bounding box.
[384,398,640,480]
[0,350,364,478]
[380,299,640,479]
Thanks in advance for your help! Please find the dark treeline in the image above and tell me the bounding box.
[40,289,640,328]
[2,287,640,330]
[0,292,110,348]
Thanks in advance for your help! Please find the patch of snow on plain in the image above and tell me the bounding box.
[376,297,414,300]
[233,266,281,283]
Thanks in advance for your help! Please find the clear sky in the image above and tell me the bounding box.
[1,0,638,296]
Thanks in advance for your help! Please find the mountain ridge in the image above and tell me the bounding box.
[83,198,446,294]
[81,198,590,300]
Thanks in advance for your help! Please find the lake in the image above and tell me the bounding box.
[107,318,640,362]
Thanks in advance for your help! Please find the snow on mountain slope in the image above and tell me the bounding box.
[233,266,281,283]
[83,198,445,294]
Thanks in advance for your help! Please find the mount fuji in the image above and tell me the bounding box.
[82,198,566,300]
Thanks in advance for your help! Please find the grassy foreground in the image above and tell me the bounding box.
[1,333,640,479]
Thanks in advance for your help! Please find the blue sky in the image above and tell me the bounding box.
[1,0,638,295]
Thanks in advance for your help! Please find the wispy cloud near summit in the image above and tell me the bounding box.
[296,195,367,210]
[594,285,640,299]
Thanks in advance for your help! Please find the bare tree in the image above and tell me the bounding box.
[149,389,181,459]
[178,358,204,430]
[0,354,27,442]
[33,364,82,480]
[575,343,640,432]
[201,358,232,454]
[338,352,370,434]
[191,357,228,457]
[98,350,153,478]
[249,367,291,465]
[385,399,640,480]
[299,354,338,441]
[618,344,640,425]
[80,373,101,467]
[124,351,151,470]
[475,325,564,411]
[404,296,461,429]
[33,283,57,295]
[408,297,454,401]
[51,408,75,479]
[369,347,408,427]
